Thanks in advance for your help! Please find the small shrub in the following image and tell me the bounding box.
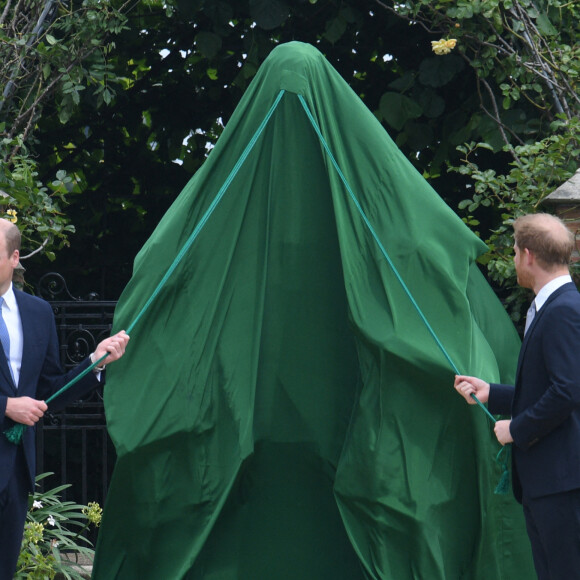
[15,473,102,580]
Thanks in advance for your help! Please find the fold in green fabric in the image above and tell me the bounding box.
[93,42,534,579]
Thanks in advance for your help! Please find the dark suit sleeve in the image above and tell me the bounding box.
[34,303,100,411]
[510,301,580,450]
[488,383,514,415]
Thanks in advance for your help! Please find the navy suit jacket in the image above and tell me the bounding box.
[488,282,580,502]
[0,289,100,494]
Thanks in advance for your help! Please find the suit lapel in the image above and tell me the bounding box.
[15,290,34,394]
[516,282,576,380]
[0,350,15,393]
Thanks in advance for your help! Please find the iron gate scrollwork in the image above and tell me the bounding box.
[34,273,118,542]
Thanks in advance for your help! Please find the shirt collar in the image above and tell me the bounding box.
[535,274,572,311]
[1,283,17,311]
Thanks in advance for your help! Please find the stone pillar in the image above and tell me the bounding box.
[541,168,580,264]
[13,261,25,290]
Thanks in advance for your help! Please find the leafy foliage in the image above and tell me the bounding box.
[379,0,579,147]
[453,115,579,322]
[16,472,102,580]
[372,0,580,321]
[0,0,130,259]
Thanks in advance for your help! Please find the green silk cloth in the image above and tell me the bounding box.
[93,42,534,579]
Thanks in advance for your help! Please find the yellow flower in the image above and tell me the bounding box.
[24,522,44,544]
[6,209,17,223]
[82,501,103,527]
[431,38,458,55]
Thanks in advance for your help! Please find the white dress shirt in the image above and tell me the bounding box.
[534,274,573,312]
[1,283,23,387]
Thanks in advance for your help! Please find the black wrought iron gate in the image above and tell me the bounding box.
[34,273,118,520]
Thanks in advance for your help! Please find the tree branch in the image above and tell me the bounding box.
[20,237,49,260]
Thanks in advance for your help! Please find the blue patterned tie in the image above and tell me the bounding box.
[0,297,13,381]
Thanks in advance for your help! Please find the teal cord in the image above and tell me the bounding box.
[4,90,287,445]
[297,94,510,493]
[3,353,110,445]
[46,353,109,404]
[298,94,462,375]
[470,393,497,423]
[126,89,287,336]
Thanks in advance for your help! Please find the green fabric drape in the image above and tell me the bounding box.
[93,42,534,579]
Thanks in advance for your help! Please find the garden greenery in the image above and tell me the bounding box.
[16,472,102,580]
[378,0,579,319]
[0,0,131,259]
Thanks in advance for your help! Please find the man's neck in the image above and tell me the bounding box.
[533,268,571,295]
[0,281,12,297]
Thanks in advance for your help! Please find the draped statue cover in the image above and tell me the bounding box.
[93,42,534,579]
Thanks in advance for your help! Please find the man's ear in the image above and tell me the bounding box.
[10,250,19,266]
[524,247,535,265]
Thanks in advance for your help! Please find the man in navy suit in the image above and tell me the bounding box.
[455,213,580,579]
[0,218,129,579]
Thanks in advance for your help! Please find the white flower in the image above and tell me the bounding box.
[32,500,43,509]
[47,515,56,526]
[50,538,59,548]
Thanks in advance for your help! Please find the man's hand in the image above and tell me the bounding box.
[454,375,491,404]
[494,419,514,445]
[5,397,47,426]
[91,330,130,367]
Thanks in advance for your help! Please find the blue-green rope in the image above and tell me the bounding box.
[297,94,509,493]
[297,96,459,371]
[126,88,287,336]
[4,90,287,445]
[3,352,109,444]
